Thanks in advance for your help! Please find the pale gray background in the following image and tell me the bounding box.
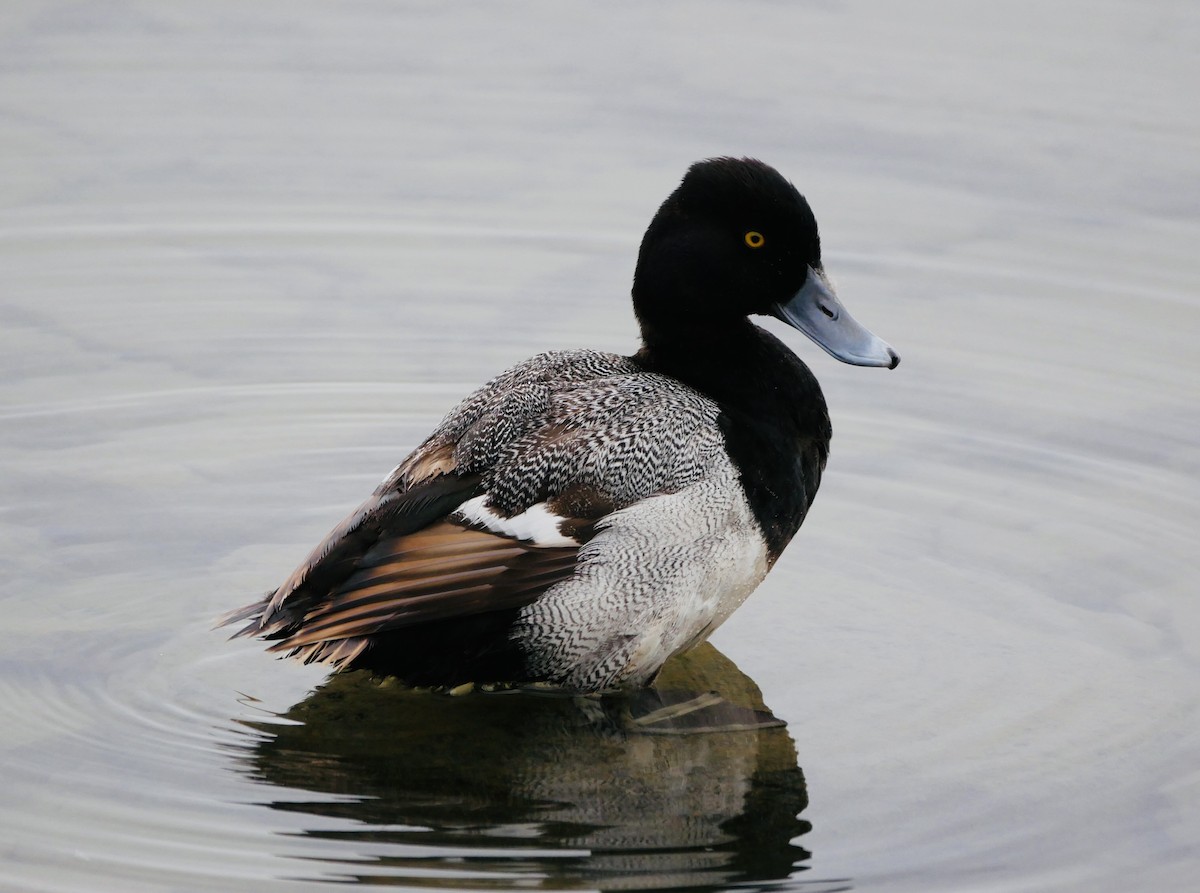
[2,1,1198,890]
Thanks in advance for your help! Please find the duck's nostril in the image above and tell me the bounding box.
[819,304,835,319]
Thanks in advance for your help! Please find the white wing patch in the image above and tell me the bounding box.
[454,495,579,548]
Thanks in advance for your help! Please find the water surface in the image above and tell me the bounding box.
[2,2,1198,891]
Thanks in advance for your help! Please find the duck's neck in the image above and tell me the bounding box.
[632,318,832,561]
[633,318,821,424]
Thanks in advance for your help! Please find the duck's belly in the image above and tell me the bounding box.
[513,469,770,691]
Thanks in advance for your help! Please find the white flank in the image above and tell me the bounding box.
[454,495,579,547]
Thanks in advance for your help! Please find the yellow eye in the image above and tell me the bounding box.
[744,230,765,249]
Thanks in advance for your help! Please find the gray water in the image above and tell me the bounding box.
[2,2,1198,890]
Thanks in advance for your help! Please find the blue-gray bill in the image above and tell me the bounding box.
[773,266,900,369]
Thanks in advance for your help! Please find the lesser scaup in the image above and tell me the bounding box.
[225,157,898,692]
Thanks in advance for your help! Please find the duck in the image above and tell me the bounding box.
[224,157,899,693]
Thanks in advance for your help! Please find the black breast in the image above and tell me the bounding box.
[634,323,831,562]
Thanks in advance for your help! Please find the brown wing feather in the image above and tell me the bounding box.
[222,473,583,671]
[261,520,579,657]
[243,473,482,624]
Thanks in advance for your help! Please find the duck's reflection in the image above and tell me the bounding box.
[236,643,812,889]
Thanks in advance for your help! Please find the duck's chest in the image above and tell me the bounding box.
[634,325,833,562]
[716,386,829,562]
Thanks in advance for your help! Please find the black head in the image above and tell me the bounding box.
[633,158,820,341]
[632,157,899,369]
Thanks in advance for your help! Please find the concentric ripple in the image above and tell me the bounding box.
[3,239,1197,891]
[2,170,1198,893]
